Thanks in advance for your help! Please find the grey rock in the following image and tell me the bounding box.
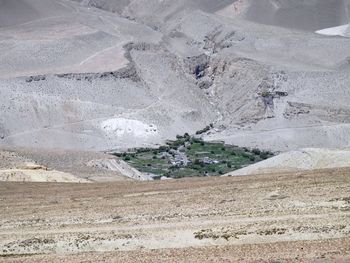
[0,0,350,152]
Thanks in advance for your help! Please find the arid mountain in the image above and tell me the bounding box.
[0,0,350,152]
[1,2,350,261]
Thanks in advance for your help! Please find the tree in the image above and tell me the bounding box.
[260,151,269,160]
[252,148,261,155]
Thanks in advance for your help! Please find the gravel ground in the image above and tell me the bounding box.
[0,168,349,262]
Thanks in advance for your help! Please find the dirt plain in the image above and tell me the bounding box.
[0,168,349,262]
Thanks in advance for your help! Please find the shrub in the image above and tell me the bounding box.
[242,152,249,158]
[191,138,202,143]
[159,146,168,151]
[252,148,261,155]
[261,90,271,97]
[196,125,211,135]
[260,151,269,160]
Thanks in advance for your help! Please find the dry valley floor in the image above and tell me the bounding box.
[0,168,349,262]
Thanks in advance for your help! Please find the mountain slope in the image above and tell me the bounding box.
[0,0,350,151]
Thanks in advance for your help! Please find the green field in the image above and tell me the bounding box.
[112,135,274,179]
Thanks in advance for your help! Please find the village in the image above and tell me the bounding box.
[115,135,273,179]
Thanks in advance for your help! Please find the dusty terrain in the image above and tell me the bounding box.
[1,0,350,152]
[0,147,150,182]
[1,168,349,262]
[1,2,350,261]
[227,148,350,176]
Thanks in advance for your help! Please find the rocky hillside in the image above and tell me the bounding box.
[0,0,350,151]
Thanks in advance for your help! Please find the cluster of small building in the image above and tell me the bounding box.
[160,149,191,167]
[159,148,219,167]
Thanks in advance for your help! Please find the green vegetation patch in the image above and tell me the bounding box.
[112,135,274,179]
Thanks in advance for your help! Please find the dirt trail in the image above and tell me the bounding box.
[0,168,349,262]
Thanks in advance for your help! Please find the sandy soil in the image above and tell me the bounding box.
[0,167,87,183]
[1,168,349,262]
[0,148,133,182]
[226,148,350,176]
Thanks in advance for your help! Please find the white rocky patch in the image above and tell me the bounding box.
[316,24,350,37]
[101,118,158,138]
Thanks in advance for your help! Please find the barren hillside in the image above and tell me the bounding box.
[0,0,350,151]
[1,2,350,261]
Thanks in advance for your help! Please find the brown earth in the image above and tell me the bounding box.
[1,168,350,262]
